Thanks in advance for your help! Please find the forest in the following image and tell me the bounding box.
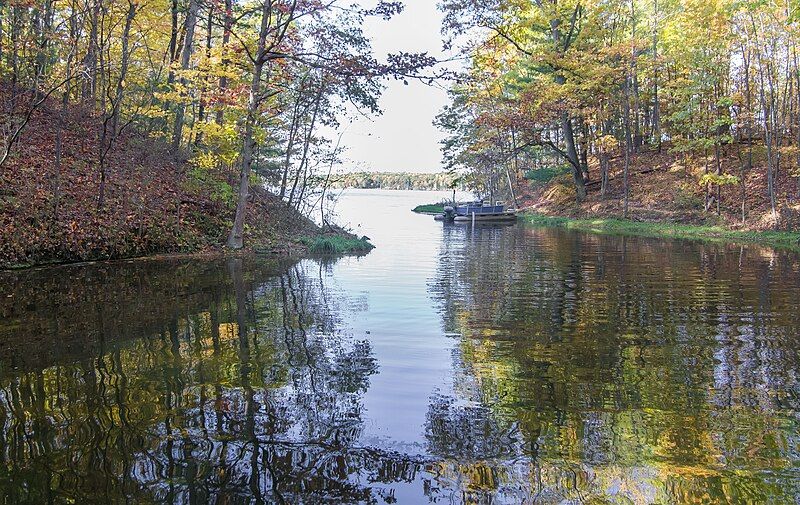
[438,0,800,231]
[3,0,800,269]
[0,0,430,267]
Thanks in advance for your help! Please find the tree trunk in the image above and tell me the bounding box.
[54,0,78,223]
[793,45,800,199]
[0,4,4,67]
[215,0,233,125]
[227,1,271,249]
[97,0,135,210]
[703,150,710,211]
[630,0,642,150]
[33,0,55,98]
[600,154,609,198]
[172,0,200,152]
[195,5,213,147]
[548,7,585,202]
[652,0,661,150]
[279,88,306,200]
[623,74,633,218]
[168,0,179,61]
[742,43,752,224]
[715,143,722,215]
[562,113,586,201]
[288,87,323,209]
[82,0,100,102]
[579,119,590,182]
[754,29,777,221]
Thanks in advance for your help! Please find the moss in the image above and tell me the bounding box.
[412,203,445,214]
[522,212,800,251]
[300,235,375,254]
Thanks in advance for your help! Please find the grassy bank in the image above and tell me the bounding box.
[300,235,375,254]
[412,203,445,214]
[522,212,800,251]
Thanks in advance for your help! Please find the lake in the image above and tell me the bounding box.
[1,189,798,503]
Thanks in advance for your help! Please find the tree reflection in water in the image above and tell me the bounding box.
[1,225,799,503]
[0,258,426,503]
[426,224,800,503]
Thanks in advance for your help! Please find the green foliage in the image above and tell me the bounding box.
[301,235,375,254]
[699,173,740,187]
[412,204,445,214]
[524,165,571,185]
[186,165,235,205]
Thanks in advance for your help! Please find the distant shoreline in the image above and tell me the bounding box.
[328,171,463,192]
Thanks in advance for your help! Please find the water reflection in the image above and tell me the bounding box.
[0,258,398,503]
[429,224,800,503]
[0,220,799,503]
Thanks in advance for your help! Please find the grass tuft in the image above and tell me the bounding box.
[522,213,800,251]
[301,235,375,254]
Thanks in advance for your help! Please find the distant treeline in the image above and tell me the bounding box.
[329,172,462,191]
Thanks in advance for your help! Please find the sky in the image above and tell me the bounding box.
[333,0,455,174]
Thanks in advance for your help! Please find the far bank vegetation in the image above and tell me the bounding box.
[439,0,800,232]
[328,172,462,191]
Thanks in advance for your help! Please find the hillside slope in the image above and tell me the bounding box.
[0,93,343,268]
[522,145,800,232]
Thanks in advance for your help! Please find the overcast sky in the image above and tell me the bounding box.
[333,0,454,174]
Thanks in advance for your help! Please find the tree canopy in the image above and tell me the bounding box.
[438,0,800,225]
[0,0,434,260]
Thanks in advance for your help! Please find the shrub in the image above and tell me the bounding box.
[524,165,571,185]
[674,186,703,210]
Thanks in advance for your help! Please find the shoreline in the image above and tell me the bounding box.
[521,212,800,251]
[1,233,374,272]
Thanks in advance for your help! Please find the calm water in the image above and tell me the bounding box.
[1,189,799,504]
